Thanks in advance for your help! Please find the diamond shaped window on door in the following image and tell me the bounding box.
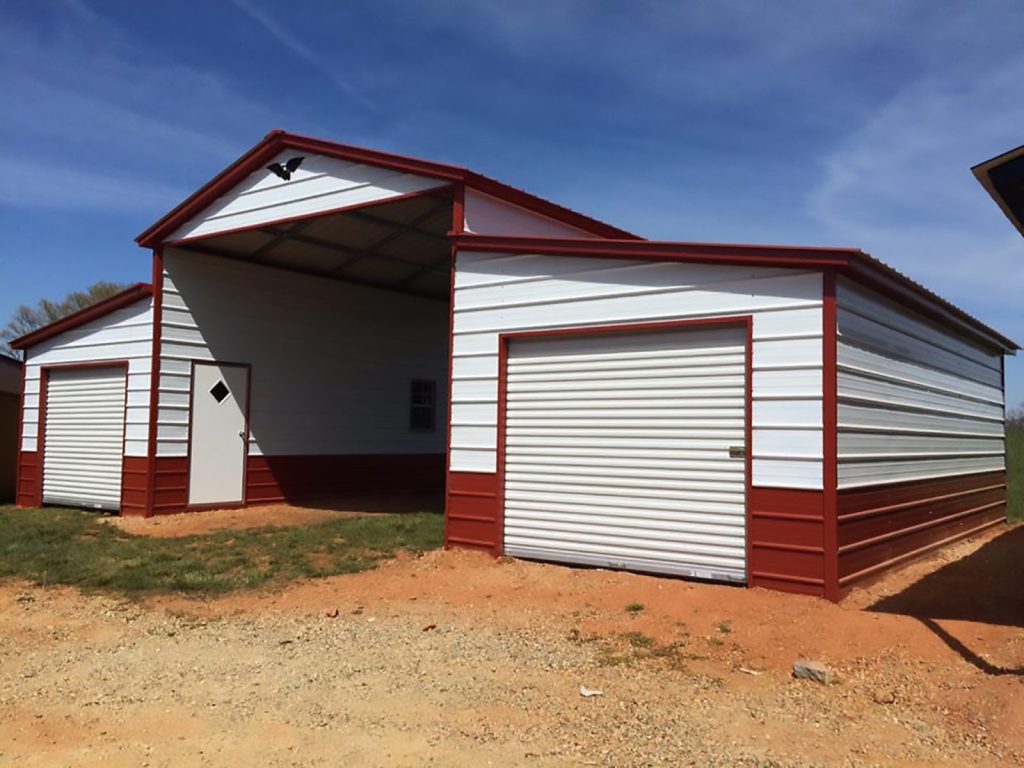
[209,380,230,403]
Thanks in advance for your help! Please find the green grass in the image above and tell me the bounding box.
[0,506,443,595]
[1009,426,1023,521]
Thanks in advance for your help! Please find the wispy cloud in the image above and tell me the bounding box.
[228,0,375,111]
[808,49,1024,314]
[0,2,274,215]
[0,155,188,212]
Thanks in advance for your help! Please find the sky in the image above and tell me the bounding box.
[1,0,1022,406]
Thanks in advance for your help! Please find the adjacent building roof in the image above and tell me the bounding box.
[0,354,22,395]
[972,144,1024,237]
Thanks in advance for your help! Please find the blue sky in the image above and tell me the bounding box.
[1,0,1022,406]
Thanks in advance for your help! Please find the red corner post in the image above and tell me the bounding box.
[144,248,164,518]
[822,269,840,601]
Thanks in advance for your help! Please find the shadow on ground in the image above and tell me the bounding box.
[869,524,1024,676]
[286,491,445,516]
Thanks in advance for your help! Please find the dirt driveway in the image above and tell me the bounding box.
[1,523,1022,767]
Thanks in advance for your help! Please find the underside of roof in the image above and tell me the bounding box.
[973,144,1024,237]
[174,190,453,301]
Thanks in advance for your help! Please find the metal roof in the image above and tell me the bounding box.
[972,144,1024,237]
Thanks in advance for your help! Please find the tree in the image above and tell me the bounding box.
[1,282,127,359]
[1008,403,1024,430]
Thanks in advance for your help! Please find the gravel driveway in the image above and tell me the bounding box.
[2,539,1021,767]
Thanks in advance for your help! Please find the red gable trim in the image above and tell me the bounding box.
[11,283,153,351]
[451,234,1019,353]
[136,130,637,247]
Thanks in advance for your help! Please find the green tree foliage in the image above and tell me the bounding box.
[0,282,127,359]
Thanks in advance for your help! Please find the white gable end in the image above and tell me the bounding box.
[463,189,600,238]
[166,150,445,242]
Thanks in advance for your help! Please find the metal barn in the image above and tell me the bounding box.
[13,131,1018,600]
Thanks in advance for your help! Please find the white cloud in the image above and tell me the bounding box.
[0,156,187,212]
[807,49,1024,313]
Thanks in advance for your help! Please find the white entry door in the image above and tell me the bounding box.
[42,366,127,511]
[188,363,249,506]
[503,325,748,583]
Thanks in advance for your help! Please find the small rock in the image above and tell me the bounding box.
[324,608,339,619]
[873,689,896,704]
[579,685,603,698]
[792,659,833,685]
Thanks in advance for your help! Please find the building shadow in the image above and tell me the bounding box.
[867,525,1024,676]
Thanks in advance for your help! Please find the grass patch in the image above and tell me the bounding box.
[624,601,645,614]
[0,506,443,595]
[1008,426,1023,521]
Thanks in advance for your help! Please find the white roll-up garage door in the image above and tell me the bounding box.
[42,367,127,511]
[503,325,748,583]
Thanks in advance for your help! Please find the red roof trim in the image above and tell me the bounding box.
[451,234,1018,353]
[451,234,856,266]
[11,283,153,350]
[136,130,636,247]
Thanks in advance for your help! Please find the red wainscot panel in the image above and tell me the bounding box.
[151,457,189,516]
[247,454,446,504]
[837,471,1007,591]
[748,487,826,597]
[119,456,149,517]
[445,471,501,554]
[16,450,41,507]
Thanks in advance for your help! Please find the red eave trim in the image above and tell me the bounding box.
[451,234,1018,353]
[136,130,634,247]
[451,233,856,267]
[10,283,153,351]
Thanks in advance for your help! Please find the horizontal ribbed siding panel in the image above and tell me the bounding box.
[504,326,748,582]
[836,279,1002,385]
[42,368,126,510]
[451,252,823,489]
[158,249,448,458]
[836,279,1006,489]
[22,298,152,457]
[167,150,443,241]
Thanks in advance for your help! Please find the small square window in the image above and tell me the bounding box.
[410,379,436,432]
[210,380,230,403]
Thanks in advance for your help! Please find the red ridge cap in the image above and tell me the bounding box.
[11,283,153,350]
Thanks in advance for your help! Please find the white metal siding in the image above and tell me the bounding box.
[158,249,449,458]
[463,189,599,238]
[166,150,444,242]
[504,326,748,581]
[836,278,1006,488]
[42,367,126,510]
[21,298,153,457]
[451,252,824,489]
